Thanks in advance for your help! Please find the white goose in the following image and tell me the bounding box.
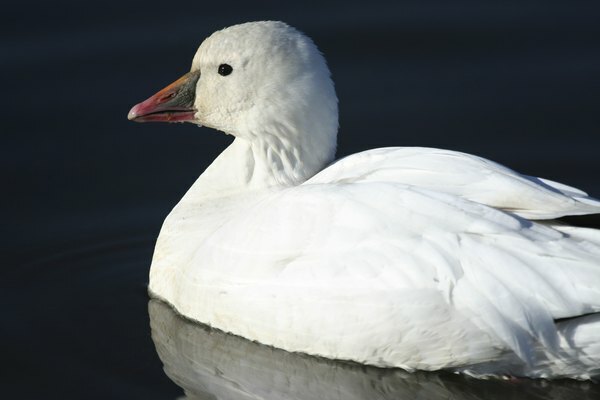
[129,21,600,379]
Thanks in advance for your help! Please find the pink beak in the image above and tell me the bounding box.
[128,70,200,123]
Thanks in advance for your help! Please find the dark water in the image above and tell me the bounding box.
[3,1,600,398]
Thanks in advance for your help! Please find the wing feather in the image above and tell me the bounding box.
[308,148,600,219]
[161,181,600,372]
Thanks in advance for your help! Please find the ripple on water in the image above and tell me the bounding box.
[4,234,180,399]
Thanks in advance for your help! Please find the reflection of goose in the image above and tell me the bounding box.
[149,300,600,400]
[131,21,600,379]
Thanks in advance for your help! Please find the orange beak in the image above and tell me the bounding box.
[128,70,200,123]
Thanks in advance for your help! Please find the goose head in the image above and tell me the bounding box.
[129,21,339,186]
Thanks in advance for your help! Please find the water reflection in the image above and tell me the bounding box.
[149,299,599,400]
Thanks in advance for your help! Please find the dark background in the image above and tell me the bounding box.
[3,1,600,398]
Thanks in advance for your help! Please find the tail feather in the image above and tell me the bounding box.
[555,313,600,380]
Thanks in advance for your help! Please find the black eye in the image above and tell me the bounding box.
[218,64,233,76]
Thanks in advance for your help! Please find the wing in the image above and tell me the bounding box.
[164,181,600,374]
[307,147,600,220]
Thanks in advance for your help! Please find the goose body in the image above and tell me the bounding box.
[129,21,600,379]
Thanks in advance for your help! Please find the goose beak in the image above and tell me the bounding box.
[128,70,200,123]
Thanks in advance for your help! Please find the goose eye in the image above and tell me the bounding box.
[218,64,233,76]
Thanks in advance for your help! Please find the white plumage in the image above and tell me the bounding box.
[129,21,600,379]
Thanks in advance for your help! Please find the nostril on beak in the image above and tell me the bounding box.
[159,92,176,103]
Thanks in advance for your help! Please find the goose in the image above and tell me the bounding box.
[128,21,600,379]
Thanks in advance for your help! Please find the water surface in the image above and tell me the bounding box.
[4,1,600,398]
